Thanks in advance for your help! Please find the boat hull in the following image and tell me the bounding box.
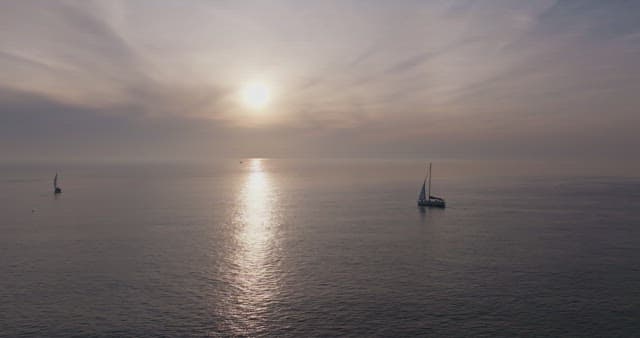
[417,199,445,208]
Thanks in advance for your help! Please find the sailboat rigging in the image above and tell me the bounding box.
[417,163,445,208]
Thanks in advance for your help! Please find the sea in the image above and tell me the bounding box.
[1,158,639,337]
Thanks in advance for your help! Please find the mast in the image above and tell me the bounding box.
[428,163,432,199]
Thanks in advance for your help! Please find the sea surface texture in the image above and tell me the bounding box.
[1,159,639,337]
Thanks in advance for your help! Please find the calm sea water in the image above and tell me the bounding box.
[1,159,639,337]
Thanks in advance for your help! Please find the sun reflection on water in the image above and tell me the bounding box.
[228,158,280,334]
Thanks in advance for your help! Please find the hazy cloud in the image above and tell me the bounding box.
[1,0,639,162]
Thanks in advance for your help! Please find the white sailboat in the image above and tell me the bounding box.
[54,173,62,194]
[417,163,445,208]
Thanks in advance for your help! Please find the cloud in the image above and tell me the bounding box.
[0,0,639,162]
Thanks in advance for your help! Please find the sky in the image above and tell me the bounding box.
[1,0,639,163]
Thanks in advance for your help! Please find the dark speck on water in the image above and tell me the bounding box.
[1,159,639,337]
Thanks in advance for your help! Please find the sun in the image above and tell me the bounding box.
[242,82,270,109]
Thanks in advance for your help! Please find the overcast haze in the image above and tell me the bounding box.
[1,0,639,163]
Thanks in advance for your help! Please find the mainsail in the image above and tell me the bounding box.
[54,173,58,189]
[417,162,445,208]
[418,179,427,201]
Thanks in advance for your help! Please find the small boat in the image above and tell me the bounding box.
[54,173,62,194]
[417,163,445,208]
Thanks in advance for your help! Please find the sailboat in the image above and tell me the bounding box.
[417,163,445,208]
[54,173,62,194]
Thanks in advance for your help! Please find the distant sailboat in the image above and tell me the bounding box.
[54,173,62,194]
[417,163,445,208]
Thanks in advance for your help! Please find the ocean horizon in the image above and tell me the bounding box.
[3,1,640,336]
[2,158,639,336]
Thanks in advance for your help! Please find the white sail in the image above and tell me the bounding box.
[54,173,58,189]
[417,162,445,208]
[418,179,427,201]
